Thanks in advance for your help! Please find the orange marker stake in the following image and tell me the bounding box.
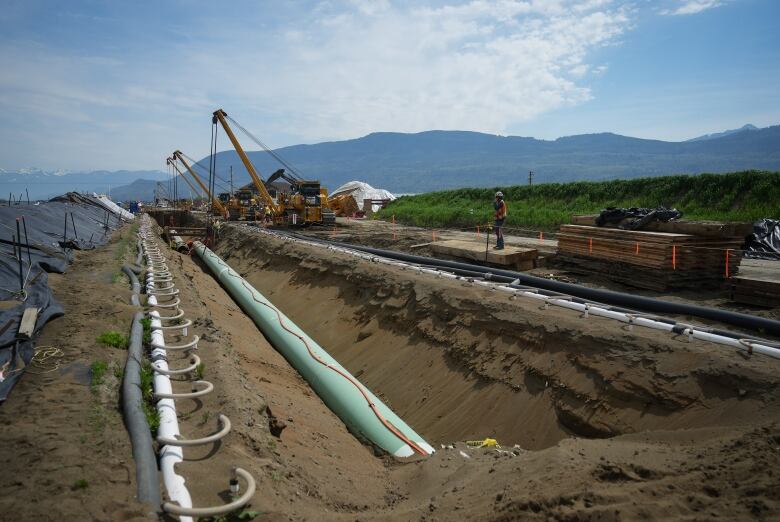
[725,248,730,278]
[672,245,677,270]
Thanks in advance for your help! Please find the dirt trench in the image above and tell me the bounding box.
[215,224,780,451]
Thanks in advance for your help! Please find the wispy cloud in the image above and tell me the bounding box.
[211,0,632,141]
[661,0,724,16]
[0,1,634,169]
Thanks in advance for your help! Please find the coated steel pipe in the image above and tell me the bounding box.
[192,241,434,457]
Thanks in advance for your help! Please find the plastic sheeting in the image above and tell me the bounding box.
[330,181,395,212]
[595,207,683,230]
[744,219,780,260]
[0,192,130,401]
[97,194,134,220]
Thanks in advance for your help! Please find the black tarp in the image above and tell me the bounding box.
[0,193,130,401]
[595,207,683,230]
[744,219,780,260]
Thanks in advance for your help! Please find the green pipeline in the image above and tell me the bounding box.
[193,241,434,457]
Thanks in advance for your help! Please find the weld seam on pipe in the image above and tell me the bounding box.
[122,312,162,510]
[193,241,433,457]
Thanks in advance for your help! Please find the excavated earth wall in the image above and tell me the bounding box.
[216,224,780,450]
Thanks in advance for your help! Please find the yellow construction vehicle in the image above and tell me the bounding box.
[212,109,335,226]
[171,151,227,217]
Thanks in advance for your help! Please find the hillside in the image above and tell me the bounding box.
[193,124,780,194]
[376,170,780,231]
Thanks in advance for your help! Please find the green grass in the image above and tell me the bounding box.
[139,361,160,434]
[72,479,89,490]
[140,317,152,345]
[96,330,129,350]
[90,361,108,391]
[376,170,780,231]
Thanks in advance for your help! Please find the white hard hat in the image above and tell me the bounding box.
[495,191,504,198]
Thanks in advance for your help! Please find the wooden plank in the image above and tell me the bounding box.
[18,307,38,340]
[431,239,537,266]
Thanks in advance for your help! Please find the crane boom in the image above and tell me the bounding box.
[212,109,279,215]
[172,150,226,214]
[167,157,203,199]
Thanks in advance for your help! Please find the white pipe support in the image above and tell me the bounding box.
[158,308,185,322]
[149,297,181,310]
[153,335,199,352]
[152,318,192,336]
[150,310,193,521]
[152,353,201,376]
[154,380,214,400]
[156,414,231,447]
[149,288,180,297]
[162,467,256,518]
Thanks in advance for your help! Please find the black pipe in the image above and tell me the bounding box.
[122,312,161,510]
[269,228,780,337]
[122,265,141,306]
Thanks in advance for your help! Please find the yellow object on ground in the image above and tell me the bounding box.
[466,438,500,448]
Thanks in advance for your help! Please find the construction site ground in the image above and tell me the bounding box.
[301,217,780,323]
[2,218,779,520]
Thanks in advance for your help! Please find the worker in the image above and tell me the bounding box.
[493,191,507,250]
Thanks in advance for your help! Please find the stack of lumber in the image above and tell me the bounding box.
[731,277,780,308]
[556,225,744,291]
[730,259,780,307]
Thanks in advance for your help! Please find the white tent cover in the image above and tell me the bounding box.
[330,181,395,212]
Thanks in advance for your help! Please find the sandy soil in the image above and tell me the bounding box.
[2,216,779,521]
[0,228,152,521]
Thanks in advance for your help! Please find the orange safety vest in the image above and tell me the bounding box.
[494,199,507,220]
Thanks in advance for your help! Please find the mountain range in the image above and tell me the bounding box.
[2,123,778,201]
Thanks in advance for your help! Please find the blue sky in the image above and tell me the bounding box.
[0,0,778,171]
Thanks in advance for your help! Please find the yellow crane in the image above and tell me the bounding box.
[171,150,227,216]
[212,109,334,225]
[166,157,204,200]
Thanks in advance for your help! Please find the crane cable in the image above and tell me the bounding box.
[179,152,233,193]
[224,114,304,180]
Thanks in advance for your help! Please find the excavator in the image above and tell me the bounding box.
[212,109,335,226]
[171,151,227,217]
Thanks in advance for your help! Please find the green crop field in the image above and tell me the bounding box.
[376,170,780,231]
